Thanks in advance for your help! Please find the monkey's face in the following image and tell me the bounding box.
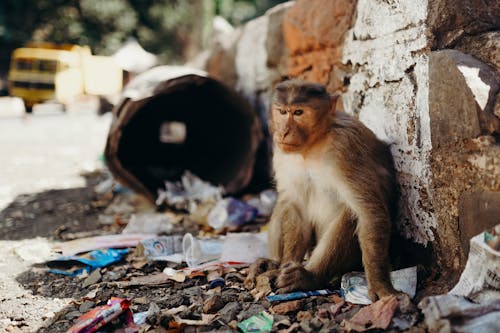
[271,101,330,153]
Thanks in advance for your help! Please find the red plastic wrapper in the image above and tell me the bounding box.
[67,297,134,333]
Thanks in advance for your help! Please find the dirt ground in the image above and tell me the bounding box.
[0,169,430,333]
[0,98,430,332]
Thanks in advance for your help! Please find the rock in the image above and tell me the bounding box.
[221,288,239,303]
[78,300,95,313]
[296,310,313,321]
[428,0,500,49]
[237,303,266,321]
[265,2,294,84]
[219,302,242,323]
[458,190,500,254]
[81,269,101,289]
[283,0,356,90]
[429,50,483,147]
[270,300,304,315]
[205,29,241,88]
[203,294,225,314]
[238,291,254,303]
[158,293,185,308]
[65,310,81,319]
[455,32,500,70]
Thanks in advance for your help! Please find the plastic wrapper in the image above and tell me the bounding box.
[246,189,278,216]
[47,248,129,276]
[182,233,224,267]
[156,170,223,213]
[67,297,135,333]
[207,198,258,229]
[450,229,500,301]
[237,311,274,333]
[341,266,417,305]
[266,289,336,302]
[122,213,174,235]
[136,236,183,261]
[58,234,156,256]
[219,232,269,263]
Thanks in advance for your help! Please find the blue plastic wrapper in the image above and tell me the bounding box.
[208,198,259,229]
[47,248,129,276]
[266,289,337,302]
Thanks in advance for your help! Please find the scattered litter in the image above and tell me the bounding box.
[266,289,337,302]
[172,314,216,326]
[156,170,223,213]
[163,267,187,282]
[94,177,115,194]
[246,189,277,217]
[419,294,500,333]
[67,297,136,333]
[58,233,156,256]
[122,212,174,234]
[343,295,398,332]
[220,232,269,263]
[133,302,160,325]
[207,198,258,229]
[237,311,274,333]
[341,266,417,305]
[47,248,129,276]
[135,235,183,261]
[450,229,500,300]
[484,224,500,251]
[208,277,225,289]
[182,233,224,267]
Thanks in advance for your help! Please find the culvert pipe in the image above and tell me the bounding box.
[104,66,263,203]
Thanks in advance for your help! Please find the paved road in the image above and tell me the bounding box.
[0,97,111,210]
[0,97,111,331]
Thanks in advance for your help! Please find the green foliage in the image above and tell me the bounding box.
[0,0,287,64]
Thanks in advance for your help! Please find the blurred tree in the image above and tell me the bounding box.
[0,0,287,65]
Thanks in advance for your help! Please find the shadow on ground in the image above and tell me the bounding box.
[0,172,106,241]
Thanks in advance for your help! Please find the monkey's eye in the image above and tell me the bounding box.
[293,109,303,116]
[278,109,287,115]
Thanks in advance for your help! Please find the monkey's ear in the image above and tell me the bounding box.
[330,93,340,115]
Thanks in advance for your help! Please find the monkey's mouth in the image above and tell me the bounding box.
[277,142,301,150]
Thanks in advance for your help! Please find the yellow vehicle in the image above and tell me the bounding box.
[8,43,122,112]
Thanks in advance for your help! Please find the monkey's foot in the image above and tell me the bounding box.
[244,258,280,290]
[367,282,400,302]
[276,261,319,294]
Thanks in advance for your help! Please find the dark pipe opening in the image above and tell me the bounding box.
[105,70,263,202]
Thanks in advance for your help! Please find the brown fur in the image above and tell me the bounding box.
[245,79,399,301]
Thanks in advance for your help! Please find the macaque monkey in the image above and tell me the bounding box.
[246,79,399,301]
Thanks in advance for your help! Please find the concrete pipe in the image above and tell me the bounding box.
[105,66,263,202]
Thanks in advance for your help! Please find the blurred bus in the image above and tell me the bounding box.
[8,43,122,112]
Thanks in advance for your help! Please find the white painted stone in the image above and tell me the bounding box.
[342,0,437,245]
[352,0,427,40]
[343,25,427,86]
[235,15,270,95]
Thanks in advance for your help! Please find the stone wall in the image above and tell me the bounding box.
[196,0,500,289]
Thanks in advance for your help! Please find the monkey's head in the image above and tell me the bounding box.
[270,79,338,153]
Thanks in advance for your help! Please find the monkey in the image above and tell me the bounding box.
[245,79,400,301]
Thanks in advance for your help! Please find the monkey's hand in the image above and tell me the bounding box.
[244,258,280,290]
[276,261,320,294]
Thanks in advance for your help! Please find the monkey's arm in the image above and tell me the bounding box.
[245,198,311,290]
